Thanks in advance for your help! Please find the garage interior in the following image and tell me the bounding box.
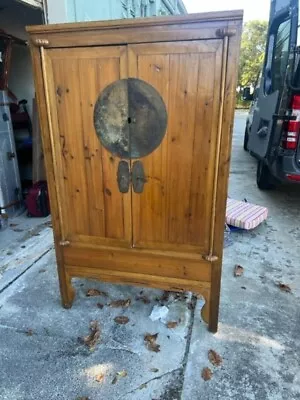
[0,0,44,219]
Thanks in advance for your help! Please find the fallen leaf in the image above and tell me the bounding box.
[95,373,105,383]
[44,221,52,227]
[276,282,291,293]
[201,367,213,381]
[21,245,26,249]
[136,295,150,304]
[13,228,24,232]
[234,264,244,277]
[118,370,127,378]
[144,333,160,353]
[173,292,188,301]
[111,370,127,384]
[25,329,33,336]
[114,316,129,325]
[110,298,131,308]
[111,376,118,385]
[78,320,100,348]
[160,291,170,302]
[86,288,108,297]
[6,251,13,256]
[96,303,104,309]
[208,349,223,367]
[166,321,179,329]
[139,383,147,390]
[39,269,46,273]
[241,286,246,290]
[150,368,159,373]
[9,223,18,227]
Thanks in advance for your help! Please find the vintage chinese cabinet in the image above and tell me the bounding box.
[27,10,243,332]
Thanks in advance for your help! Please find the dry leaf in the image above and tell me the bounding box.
[95,373,105,383]
[112,370,127,384]
[234,264,244,277]
[25,329,33,336]
[110,298,131,308]
[150,368,159,373]
[166,321,179,329]
[114,316,129,325]
[173,292,188,301]
[160,291,170,302]
[118,370,127,378]
[39,269,46,273]
[96,303,104,309]
[208,349,223,367]
[86,289,108,297]
[276,282,291,293]
[201,367,213,381]
[78,320,100,348]
[139,383,147,390]
[144,333,160,353]
[136,295,150,304]
[111,376,118,385]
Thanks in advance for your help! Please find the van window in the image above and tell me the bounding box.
[272,19,291,91]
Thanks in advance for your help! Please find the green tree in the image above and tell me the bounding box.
[239,20,268,87]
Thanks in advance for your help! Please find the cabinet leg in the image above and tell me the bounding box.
[199,287,219,333]
[200,290,210,325]
[58,268,75,309]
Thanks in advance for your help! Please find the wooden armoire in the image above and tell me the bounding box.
[27,11,242,332]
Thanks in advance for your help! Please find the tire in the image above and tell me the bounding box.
[243,126,249,151]
[256,160,275,190]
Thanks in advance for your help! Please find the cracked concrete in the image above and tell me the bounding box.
[0,111,299,399]
[0,249,193,400]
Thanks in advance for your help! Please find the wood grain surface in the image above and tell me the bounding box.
[28,11,243,332]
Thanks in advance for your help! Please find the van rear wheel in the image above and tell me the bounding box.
[256,160,275,190]
[243,126,249,151]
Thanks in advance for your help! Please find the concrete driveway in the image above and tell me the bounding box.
[0,111,299,400]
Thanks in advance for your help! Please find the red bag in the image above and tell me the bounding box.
[25,181,50,217]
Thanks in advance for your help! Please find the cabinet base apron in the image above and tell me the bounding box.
[59,243,219,333]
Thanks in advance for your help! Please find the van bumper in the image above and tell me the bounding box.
[273,154,300,183]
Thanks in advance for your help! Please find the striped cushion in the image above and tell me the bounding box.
[226,199,268,230]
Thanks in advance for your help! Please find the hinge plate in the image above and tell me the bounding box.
[204,254,219,262]
[33,38,50,47]
[59,240,70,247]
[216,28,236,38]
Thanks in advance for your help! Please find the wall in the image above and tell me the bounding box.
[47,0,186,23]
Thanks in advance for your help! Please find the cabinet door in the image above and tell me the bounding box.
[43,46,132,247]
[128,40,224,254]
